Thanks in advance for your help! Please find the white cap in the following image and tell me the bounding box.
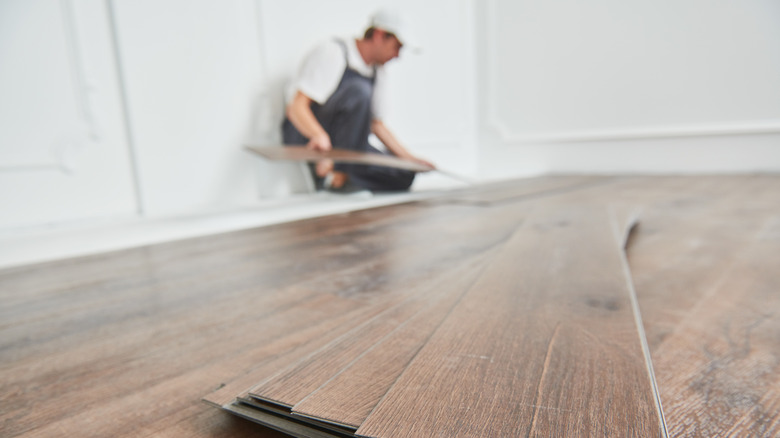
[369,8,420,53]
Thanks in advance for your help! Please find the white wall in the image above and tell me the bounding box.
[476,0,780,176]
[0,0,138,228]
[110,0,269,217]
[2,0,778,231]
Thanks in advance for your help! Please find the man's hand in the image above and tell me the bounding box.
[370,119,436,171]
[409,155,436,171]
[307,132,332,152]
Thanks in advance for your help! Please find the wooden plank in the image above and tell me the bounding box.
[357,204,663,437]
[4,200,514,437]
[204,202,533,408]
[216,254,496,437]
[623,176,780,436]
[245,145,433,172]
[5,176,779,437]
[284,252,491,428]
[650,215,780,436]
[225,401,350,438]
[626,175,779,350]
[247,251,493,410]
[429,175,619,206]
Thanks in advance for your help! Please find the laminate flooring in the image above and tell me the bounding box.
[2,176,778,437]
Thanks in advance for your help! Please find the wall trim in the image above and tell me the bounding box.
[486,119,780,145]
[107,0,145,215]
[481,0,780,146]
[1,0,96,172]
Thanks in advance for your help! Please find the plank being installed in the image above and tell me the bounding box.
[245,145,433,172]
[357,204,665,437]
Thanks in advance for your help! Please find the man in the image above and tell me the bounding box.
[282,9,434,192]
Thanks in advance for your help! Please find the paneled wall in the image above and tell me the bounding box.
[109,0,266,216]
[1,0,778,231]
[0,0,476,228]
[0,0,138,228]
[476,0,780,176]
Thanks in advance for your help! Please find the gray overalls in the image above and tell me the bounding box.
[282,39,415,192]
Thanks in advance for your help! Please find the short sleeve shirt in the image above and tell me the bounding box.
[288,38,387,120]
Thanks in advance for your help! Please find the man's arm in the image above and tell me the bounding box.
[286,91,332,151]
[371,119,435,170]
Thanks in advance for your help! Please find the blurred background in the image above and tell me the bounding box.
[1,0,779,231]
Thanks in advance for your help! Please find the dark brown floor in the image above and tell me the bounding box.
[1,175,778,437]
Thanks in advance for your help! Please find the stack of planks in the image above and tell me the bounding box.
[204,178,666,437]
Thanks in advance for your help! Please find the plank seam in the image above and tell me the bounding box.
[610,210,669,438]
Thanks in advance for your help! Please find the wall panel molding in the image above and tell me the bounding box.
[481,0,780,147]
[0,0,138,229]
[485,118,780,145]
[0,0,100,173]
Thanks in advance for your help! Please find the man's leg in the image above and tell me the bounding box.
[284,77,416,191]
[339,145,416,192]
[318,79,416,191]
[281,119,327,190]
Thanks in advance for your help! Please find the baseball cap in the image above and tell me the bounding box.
[369,8,421,53]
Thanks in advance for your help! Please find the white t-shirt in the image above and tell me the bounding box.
[287,38,387,120]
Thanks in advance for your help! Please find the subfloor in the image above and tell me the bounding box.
[1,175,778,437]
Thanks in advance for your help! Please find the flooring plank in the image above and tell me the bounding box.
[4,202,507,437]
[249,252,494,407]
[286,251,492,428]
[428,175,615,206]
[245,145,434,172]
[645,215,780,437]
[4,176,779,437]
[622,176,780,435]
[357,204,662,437]
[204,203,533,409]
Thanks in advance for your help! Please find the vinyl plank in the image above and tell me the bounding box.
[627,175,780,351]
[204,204,533,408]
[226,401,350,438]
[246,251,496,407]
[278,252,491,429]
[4,202,499,436]
[428,175,615,206]
[245,145,434,172]
[203,251,491,410]
[6,176,778,437]
[357,204,662,437]
[650,215,780,437]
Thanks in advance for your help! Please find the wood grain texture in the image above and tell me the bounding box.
[429,175,615,206]
[248,253,489,409]
[625,176,780,436]
[4,200,512,437]
[3,176,779,437]
[245,145,433,172]
[290,252,492,428]
[204,200,535,410]
[652,216,780,437]
[357,204,662,438]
